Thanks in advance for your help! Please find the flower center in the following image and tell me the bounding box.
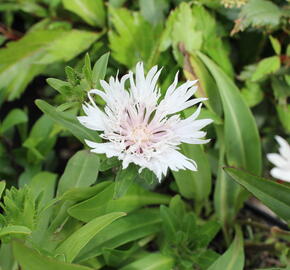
[131,126,151,144]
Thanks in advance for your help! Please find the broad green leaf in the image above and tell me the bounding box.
[207,227,244,270]
[241,81,263,107]
[120,253,174,270]
[0,30,101,100]
[234,0,283,33]
[35,99,100,143]
[0,109,28,133]
[22,115,57,163]
[171,3,202,62]
[13,241,93,270]
[55,212,126,263]
[0,225,31,239]
[108,6,162,68]
[76,209,161,261]
[92,52,110,88]
[57,150,100,196]
[192,5,233,77]
[225,167,290,222]
[198,52,261,175]
[68,182,170,222]
[62,0,105,27]
[139,0,169,25]
[114,164,138,199]
[0,181,6,198]
[252,56,280,81]
[0,243,14,270]
[173,144,211,204]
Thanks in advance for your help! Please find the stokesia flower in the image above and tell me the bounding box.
[78,62,213,181]
[267,136,290,182]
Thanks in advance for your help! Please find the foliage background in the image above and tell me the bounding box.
[0,0,289,269]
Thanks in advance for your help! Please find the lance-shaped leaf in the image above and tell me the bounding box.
[197,51,262,175]
[55,212,126,263]
[208,226,244,270]
[35,100,99,144]
[13,241,93,270]
[225,167,290,223]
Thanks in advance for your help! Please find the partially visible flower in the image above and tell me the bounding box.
[78,62,212,181]
[221,0,248,8]
[267,136,290,182]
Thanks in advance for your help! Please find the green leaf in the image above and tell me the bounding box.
[252,56,280,81]
[139,0,169,25]
[0,181,6,199]
[172,3,202,54]
[68,182,169,222]
[0,109,28,133]
[92,52,110,88]
[241,81,263,107]
[0,30,101,100]
[55,212,126,263]
[62,0,105,27]
[207,227,244,270]
[76,209,161,261]
[277,104,290,133]
[225,167,290,223]
[0,225,31,239]
[13,241,93,270]
[237,0,282,31]
[114,164,138,199]
[198,52,261,175]
[108,6,162,68]
[173,144,211,203]
[35,99,100,143]
[184,54,222,116]
[269,36,281,55]
[46,78,72,96]
[120,253,174,270]
[57,150,100,196]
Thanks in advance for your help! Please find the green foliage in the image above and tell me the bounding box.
[0,29,101,100]
[225,167,290,223]
[0,0,289,268]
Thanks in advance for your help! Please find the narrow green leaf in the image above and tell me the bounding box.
[0,226,31,238]
[55,212,126,263]
[197,51,262,175]
[114,164,138,199]
[92,52,110,88]
[76,209,161,261]
[225,167,290,222]
[207,226,244,270]
[46,78,71,96]
[0,109,28,133]
[68,183,170,222]
[35,99,99,143]
[13,241,93,270]
[0,181,6,199]
[57,150,100,196]
[269,36,281,55]
[120,253,174,270]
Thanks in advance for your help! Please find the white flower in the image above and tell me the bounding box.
[78,62,212,181]
[267,136,290,182]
